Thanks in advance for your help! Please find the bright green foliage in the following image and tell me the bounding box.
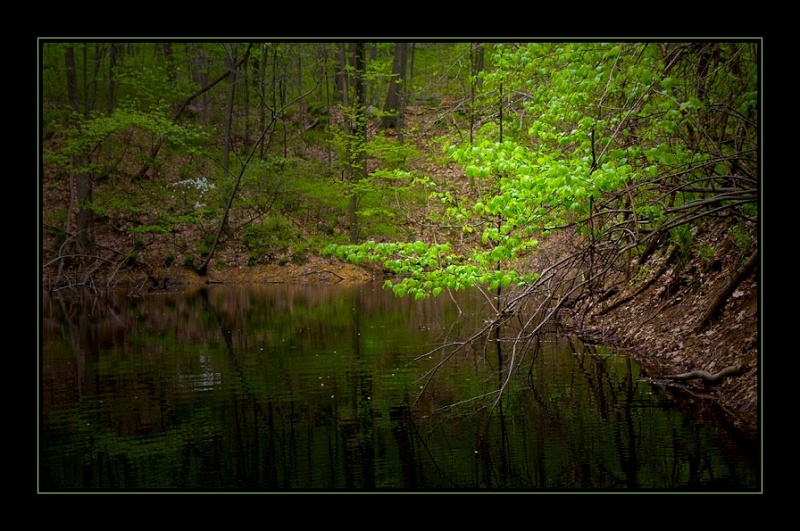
[327,239,535,301]
[327,41,758,300]
[40,40,757,303]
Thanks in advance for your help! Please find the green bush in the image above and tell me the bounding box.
[242,216,300,264]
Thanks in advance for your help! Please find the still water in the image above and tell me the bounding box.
[40,282,759,492]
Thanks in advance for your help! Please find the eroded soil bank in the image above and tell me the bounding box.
[577,224,758,435]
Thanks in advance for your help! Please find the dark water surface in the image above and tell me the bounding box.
[40,282,759,492]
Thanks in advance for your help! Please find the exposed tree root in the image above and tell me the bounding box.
[663,364,746,385]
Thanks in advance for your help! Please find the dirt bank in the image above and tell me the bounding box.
[577,224,759,435]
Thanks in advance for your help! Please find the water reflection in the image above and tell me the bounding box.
[40,283,759,491]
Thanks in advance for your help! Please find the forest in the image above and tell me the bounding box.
[39,40,760,426]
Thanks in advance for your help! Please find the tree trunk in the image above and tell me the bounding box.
[242,50,251,145]
[256,44,268,159]
[408,43,415,103]
[64,45,95,257]
[348,42,367,243]
[222,43,238,175]
[188,44,210,124]
[220,43,238,238]
[469,43,484,144]
[380,42,408,132]
[107,43,118,114]
[336,43,349,107]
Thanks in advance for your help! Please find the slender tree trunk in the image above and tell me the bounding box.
[408,43,415,103]
[222,44,238,175]
[86,44,98,117]
[242,49,251,144]
[348,42,367,243]
[161,42,176,83]
[189,44,210,124]
[64,45,94,257]
[474,43,484,81]
[297,52,304,126]
[368,43,378,106]
[336,43,349,107]
[108,43,118,114]
[220,44,239,238]
[257,44,268,159]
[469,43,484,145]
[323,43,333,166]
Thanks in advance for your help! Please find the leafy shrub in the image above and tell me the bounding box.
[670,225,693,255]
[696,243,714,267]
[242,216,300,264]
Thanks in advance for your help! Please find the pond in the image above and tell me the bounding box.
[39,282,759,492]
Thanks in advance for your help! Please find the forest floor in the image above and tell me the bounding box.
[42,104,760,437]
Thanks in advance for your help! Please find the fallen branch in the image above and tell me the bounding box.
[595,243,679,316]
[300,269,345,282]
[695,249,758,332]
[663,364,745,385]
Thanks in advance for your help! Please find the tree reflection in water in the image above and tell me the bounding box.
[40,283,759,491]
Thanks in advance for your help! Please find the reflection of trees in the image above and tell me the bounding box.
[181,284,417,489]
[198,287,259,488]
[42,290,128,401]
[569,339,639,488]
[41,284,757,490]
[389,405,417,487]
[340,289,376,489]
[43,291,136,488]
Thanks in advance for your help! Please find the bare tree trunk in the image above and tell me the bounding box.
[336,43,349,107]
[188,44,210,124]
[408,43,415,103]
[469,43,484,145]
[322,43,333,166]
[368,43,379,106]
[219,43,239,238]
[222,43,238,174]
[380,42,408,132]
[161,42,176,83]
[107,43,118,114]
[64,45,94,257]
[256,44,268,159]
[242,49,251,144]
[348,42,367,243]
[296,51,304,126]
